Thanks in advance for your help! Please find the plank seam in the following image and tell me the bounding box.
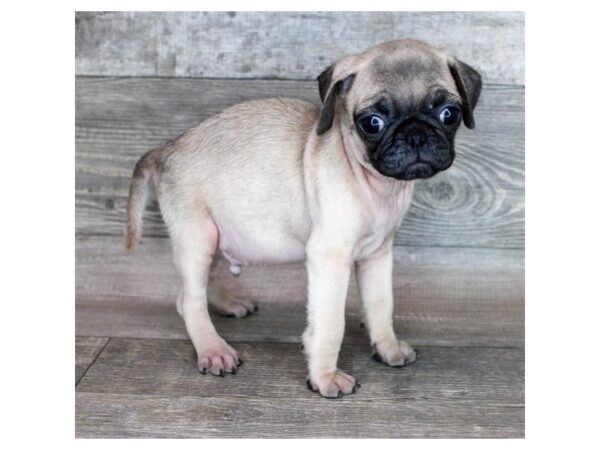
[74,335,524,350]
[75,74,525,89]
[76,337,112,387]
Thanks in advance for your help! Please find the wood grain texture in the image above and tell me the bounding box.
[78,339,524,400]
[76,393,524,438]
[76,77,524,249]
[75,336,108,384]
[75,339,523,438]
[76,235,524,347]
[75,11,524,85]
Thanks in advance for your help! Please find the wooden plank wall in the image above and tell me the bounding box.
[76,79,524,249]
[76,11,524,84]
[75,11,525,345]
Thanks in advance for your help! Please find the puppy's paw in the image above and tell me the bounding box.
[196,339,243,376]
[372,337,417,367]
[213,296,258,318]
[306,370,360,398]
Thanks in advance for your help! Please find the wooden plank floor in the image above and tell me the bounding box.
[76,339,523,438]
[76,236,524,438]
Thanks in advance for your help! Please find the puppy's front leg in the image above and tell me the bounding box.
[356,242,417,367]
[303,244,357,398]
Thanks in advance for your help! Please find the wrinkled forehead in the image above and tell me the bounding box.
[353,51,458,111]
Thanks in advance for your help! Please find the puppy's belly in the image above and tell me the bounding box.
[216,224,307,267]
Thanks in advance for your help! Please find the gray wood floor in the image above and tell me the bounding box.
[76,236,524,438]
[76,337,523,438]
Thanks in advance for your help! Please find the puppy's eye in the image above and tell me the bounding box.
[358,115,385,135]
[438,106,461,126]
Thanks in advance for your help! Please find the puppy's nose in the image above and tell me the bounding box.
[405,128,427,149]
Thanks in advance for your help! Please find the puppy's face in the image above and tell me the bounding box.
[316,40,482,181]
[353,84,462,180]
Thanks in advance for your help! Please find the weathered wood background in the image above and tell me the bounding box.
[75,11,525,438]
[76,11,524,84]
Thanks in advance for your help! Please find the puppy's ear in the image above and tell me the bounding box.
[448,57,482,129]
[317,65,334,102]
[316,73,355,135]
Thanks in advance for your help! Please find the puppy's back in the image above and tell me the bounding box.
[162,97,317,179]
[151,98,319,259]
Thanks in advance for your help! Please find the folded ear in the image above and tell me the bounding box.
[316,72,355,135]
[317,65,334,102]
[448,57,482,129]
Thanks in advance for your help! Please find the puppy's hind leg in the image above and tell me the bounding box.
[207,258,258,318]
[208,280,258,318]
[169,212,242,376]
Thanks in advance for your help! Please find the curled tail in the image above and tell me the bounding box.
[124,148,161,253]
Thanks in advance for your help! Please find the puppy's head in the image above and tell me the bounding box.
[316,39,482,181]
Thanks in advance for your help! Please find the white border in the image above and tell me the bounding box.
[2,0,599,447]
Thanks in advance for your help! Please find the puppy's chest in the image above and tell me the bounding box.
[354,200,410,259]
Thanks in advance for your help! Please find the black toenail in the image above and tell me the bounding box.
[360,322,365,328]
[237,358,243,366]
[254,305,258,311]
[337,391,342,398]
[301,344,304,350]
[415,349,420,360]
[306,379,314,391]
[373,352,383,363]
[226,313,236,318]
[355,380,361,388]
[201,367,207,375]
[352,386,356,394]
[219,369,225,377]
[231,367,237,375]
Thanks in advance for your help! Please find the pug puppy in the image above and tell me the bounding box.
[124,39,481,398]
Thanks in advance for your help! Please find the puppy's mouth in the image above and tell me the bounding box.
[377,160,438,180]
[399,162,436,180]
